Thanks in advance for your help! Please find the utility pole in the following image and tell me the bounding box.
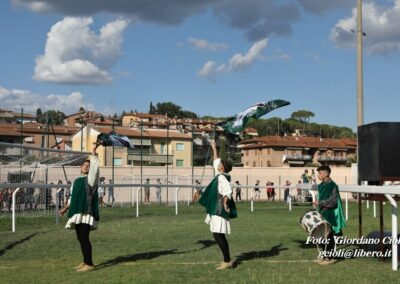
[356,0,364,239]
[357,0,364,126]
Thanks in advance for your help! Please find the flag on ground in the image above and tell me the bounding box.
[219,100,290,134]
[97,132,133,148]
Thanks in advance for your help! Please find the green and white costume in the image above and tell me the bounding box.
[317,179,346,234]
[66,156,99,230]
[200,158,232,234]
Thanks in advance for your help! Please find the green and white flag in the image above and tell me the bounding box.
[219,100,290,134]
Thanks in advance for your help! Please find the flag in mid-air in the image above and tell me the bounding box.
[97,132,133,148]
[219,100,290,134]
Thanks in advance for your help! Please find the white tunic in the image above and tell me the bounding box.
[204,158,232,234]
[65,155,99,230]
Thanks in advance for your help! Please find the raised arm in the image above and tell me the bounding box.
[211,140,218,160]
[88,143,100,187]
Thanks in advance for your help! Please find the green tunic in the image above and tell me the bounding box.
[317,179,345,234]
[199,174,237,219]
[67,176,99,221]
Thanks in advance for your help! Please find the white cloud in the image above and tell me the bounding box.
[330,1,400,55]
[188,37,228,51]
[198,38,268,80]
[34,16,130,84]
[0,85,92,113]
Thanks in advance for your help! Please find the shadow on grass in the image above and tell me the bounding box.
[293,239,317,249]
[0,233,39,257]
[96,249,179,269]
[234,243,288,267]
[195,239,217,251]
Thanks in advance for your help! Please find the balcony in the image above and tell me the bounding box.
[128,150,173,164]
[128,149,151,155]
[318,156,347,162]
[286,154,312,161]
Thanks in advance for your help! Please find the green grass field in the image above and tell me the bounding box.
[1,201,399,283]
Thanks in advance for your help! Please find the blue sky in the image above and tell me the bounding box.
[0,0,399,130]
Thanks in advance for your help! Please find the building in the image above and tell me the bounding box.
[63,110,116,127]
[240,136,357,167]
[0,122,78,150]
[0,109,36,124]
[122,112,168,128]
[71,125,193,167]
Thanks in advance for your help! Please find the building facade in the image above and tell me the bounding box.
[240,136,356,167]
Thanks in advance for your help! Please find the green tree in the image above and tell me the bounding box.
[290,110,315,124]
[149,102,156,114]
[155,102,183,118]
[36,108,42,120]
[182,110,198,119]
[37,110,65,125]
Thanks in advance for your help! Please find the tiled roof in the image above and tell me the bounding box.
[93,126,192,139]
[240,136,357,150]
[123,112,168,119]
[0,123,78,136]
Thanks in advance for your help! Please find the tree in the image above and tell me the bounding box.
[36,108,42,120]
[182,110,198,119]
[79,106,85,112]
[149,102,156,114]
[290,110,315,124]
[37,110,65,125]
[155,102,183,118]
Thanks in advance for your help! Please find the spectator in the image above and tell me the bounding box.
[98,177,107,207]
[46,182,53,210]
[144,178,150,204]
[311,169,317,184]
[57,180,65,209]
[108,179,114,206]
[284,180,291,202]
[271,182,275,201]
[301,169,310,184]
[235,181,242,202]
[296,180,302,201]
[266,181,272,200]
[25,187,35,210]
[254,180,261,201]
[156,178,162,205]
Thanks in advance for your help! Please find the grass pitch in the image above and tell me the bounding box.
[0,201,399,283]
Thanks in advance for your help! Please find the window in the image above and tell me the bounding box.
[176,159,184,167]
[113,158,122,166]
[160,142,165,154]
[253,161,256,167]
[267,148,271,154]
[176,143,184,151]
[246,150,249,156]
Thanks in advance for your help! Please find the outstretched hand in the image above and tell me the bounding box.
[92,141,100,155]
